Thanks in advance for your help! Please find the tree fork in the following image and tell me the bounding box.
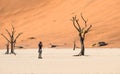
[71,13,92,56]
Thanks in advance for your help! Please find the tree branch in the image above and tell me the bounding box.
[85,25,92,34]
[81,13,88,27]
[14,33,23,43]
[11,25,16,38]
[5,29,12,37]
[1,34,11,42]
[75,18,82,32]
[71,17,80,32]
[83,25,92,38]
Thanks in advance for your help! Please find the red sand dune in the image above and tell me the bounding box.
[0,0,120,48]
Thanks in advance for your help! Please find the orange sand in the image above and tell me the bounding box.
[0,0,120,48]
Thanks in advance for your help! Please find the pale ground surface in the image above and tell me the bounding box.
[0,48,120,74]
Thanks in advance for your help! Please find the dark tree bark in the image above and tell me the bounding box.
[5,42,9,54]
[10,40,15,54]
[73,40,76,50]
[79,37,84,55]
[71,13,92,56]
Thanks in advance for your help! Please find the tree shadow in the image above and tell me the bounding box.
[73,54,89,57]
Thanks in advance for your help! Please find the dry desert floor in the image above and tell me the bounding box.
[0,48,120,74]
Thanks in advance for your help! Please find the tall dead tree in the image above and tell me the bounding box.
[71,13,92,56]
[1,25,22,54]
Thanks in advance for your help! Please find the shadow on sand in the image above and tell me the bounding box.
[73,54,89,57]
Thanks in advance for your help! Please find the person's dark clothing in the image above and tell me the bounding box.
[38,42,43,59]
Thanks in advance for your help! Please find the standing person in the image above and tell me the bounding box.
[38,41,43,59]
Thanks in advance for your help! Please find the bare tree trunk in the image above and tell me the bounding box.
[80,40,85,55]
[11,42,14,53]
[10,42,16,55]
[5,42,9,54]
[78,37,85,56]
[10,36,16,54]
[73,41,76,50]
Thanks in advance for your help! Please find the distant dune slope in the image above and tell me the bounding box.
[0,0,120,48]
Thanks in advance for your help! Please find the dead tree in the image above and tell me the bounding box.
[71,13,92,56]
[1,25,22,54]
